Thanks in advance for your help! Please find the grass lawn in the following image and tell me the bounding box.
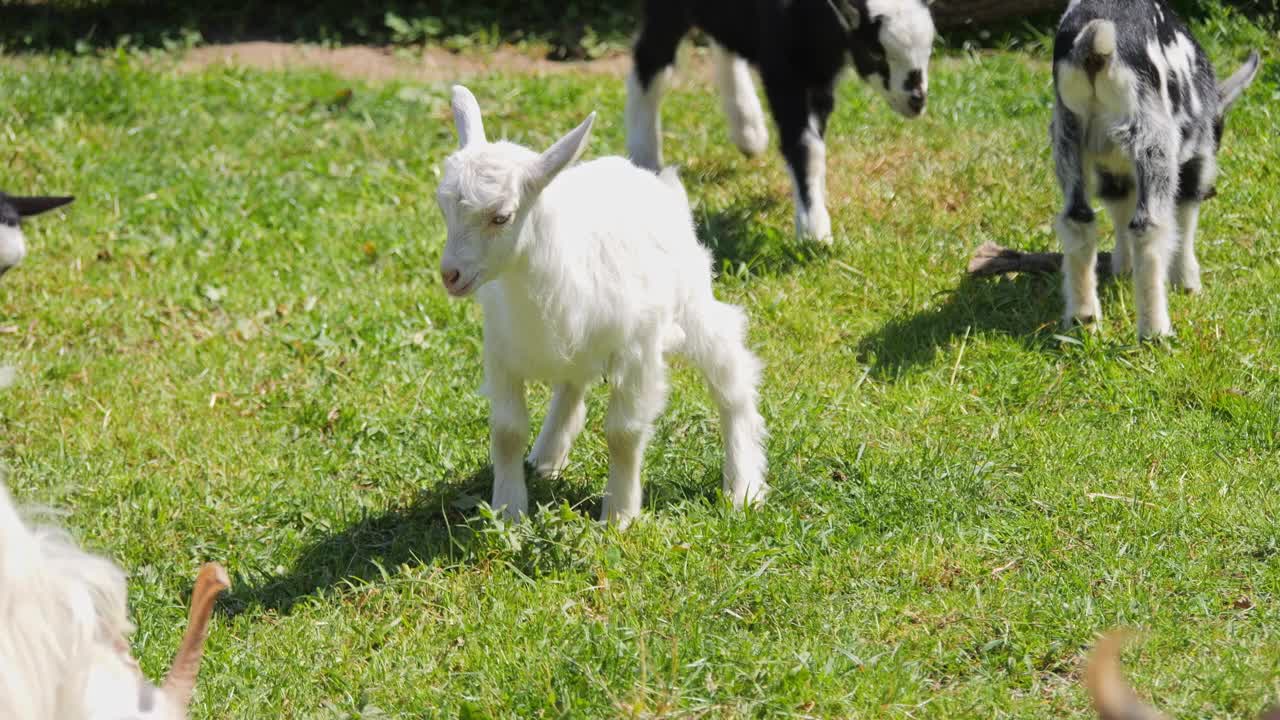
[2,13,1279,718]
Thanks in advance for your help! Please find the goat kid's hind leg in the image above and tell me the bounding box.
[487,371,530,520]
[684,301,769,508]
[528,382,587,476]
[1052,110,1101,327]
[1130,143,1179,338]
[712,43,769,157]
[626,9,686,170]
[602,348,669,528]
[766,73,832,243]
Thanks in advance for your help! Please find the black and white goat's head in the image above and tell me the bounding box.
[435,85,595,297]
[837,0,937,117]
[0,193,74,279]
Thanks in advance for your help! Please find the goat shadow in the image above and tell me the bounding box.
[686,178,829,278]
[856,268,1128,379]
[222,464,603,616]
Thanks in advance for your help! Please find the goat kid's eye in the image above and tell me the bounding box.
[491,213,511,226]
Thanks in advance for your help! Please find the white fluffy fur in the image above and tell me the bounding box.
[0,482,184,720]
[0,224,26,275]
[438,85,769,526]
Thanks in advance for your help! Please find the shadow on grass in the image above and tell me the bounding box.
[856,271,1067,379]
[693,192,829,279]
[224,464,602,615]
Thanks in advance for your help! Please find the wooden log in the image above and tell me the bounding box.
[967,241,1114,278]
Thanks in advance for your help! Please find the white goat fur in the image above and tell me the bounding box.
[437,85,768,526]
[0,482,174,720]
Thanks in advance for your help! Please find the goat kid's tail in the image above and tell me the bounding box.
[1072,19,1118,79]
[1085,631,1170,720]
[162,562,231,710]
[657,165,691,210]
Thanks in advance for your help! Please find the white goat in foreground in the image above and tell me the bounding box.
[0,481,228,719]
[436,85,768,526]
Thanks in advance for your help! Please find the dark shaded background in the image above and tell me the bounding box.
[0,0,1275,56]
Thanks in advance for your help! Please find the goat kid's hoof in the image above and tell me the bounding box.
[729,483,770,510]
[730,119,770,157]
[1062,311,1102,332]
[1170,269,1202,294]
[1137,326,1174,343]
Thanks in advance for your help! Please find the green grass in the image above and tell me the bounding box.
[2,14,1280,718]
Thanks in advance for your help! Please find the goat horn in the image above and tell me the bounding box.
[1085,630,1170,720]
[162,562,230,709]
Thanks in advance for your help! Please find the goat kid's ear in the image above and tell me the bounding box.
[10,195,74,218]
[451,85,487,149]
[523,112,595,196]
[1219,50,1260,112]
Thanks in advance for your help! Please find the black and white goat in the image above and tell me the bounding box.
[627,0,936,243]
[1051,0,1259,338]
[0,192,74,278]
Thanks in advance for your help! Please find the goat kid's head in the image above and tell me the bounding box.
[841,0,936,118]
[1213,51,1261,148]
[0,193,74,279]
[436,85,595,298]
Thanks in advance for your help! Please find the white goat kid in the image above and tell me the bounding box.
[0,481,228,719]
[436,86,768,527]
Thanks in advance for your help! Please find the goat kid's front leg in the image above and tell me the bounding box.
[488,372,530,520]
[711,43,769,157]
[602,352,669,528]
[528,382,587,476]
[1170,201,1202,293]
[767,75,832,243]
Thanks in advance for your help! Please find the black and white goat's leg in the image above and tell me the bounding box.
[767,74,835,243]
[1052,108,1102,327]
[711,43,769,157]
[1129,141,1179,338]
[1098,172,1136,276]
[626,11,688,170]
[1169,156,1214,293]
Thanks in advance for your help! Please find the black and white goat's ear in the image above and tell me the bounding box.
[451,85,487,149]
[523,112,595,196]
[1219,51,1260,112]
[827,0,860,32]
[10,195,74,218]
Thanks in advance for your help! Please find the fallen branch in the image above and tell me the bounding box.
[967,241,1114,278]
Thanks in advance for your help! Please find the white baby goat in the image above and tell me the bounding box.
[0,481,228,719]
[436,85,768,527]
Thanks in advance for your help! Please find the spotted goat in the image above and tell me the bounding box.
[1051,0,1260,338]
[627,0,935,243]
